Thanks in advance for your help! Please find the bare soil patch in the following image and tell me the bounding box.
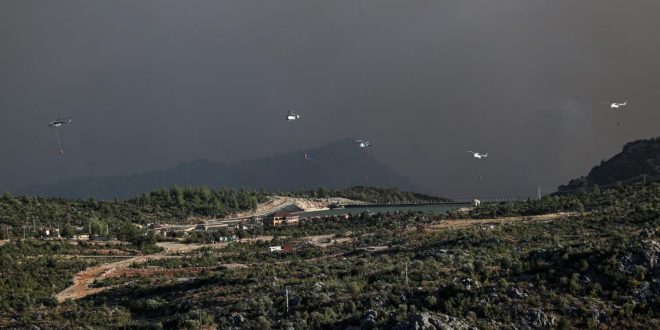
[55,254,180,302]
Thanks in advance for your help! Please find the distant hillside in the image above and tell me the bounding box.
[22,139,420,199]
[283,186,449,203]
[560,137,660,191]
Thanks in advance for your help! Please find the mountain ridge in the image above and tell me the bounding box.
[21,138,420,199]
[560,136,660,191]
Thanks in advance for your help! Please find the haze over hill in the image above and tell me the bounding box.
[560,136,660,191]
[2,2,660,198]
[21,139,419,199]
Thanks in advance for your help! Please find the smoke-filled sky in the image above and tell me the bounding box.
[1,1,659,198]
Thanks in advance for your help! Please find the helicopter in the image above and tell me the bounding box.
[285,111,301,121]
[356,140,372,148]
[467,151,489,159]
[609,101,628,110]
[48,118,72,127]
[48,118,72,155]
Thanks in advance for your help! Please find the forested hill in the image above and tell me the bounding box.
[0,186,443,228]
[20,139,419,199]
[283,186,449,202]
[560,137,660,191]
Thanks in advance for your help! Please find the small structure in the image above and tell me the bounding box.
[269,246,282,252]
[39,227,60,238]
[263,211,300,226]
[217,235,238,242]
[472,199,481,207]
[153,224,169,232]
[195,224,208,231]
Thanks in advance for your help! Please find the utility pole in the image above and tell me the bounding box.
[285,286,290,315]
[537,186,541,201]
[405,262,409,292]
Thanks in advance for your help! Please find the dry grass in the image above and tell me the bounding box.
[425,212,577,231]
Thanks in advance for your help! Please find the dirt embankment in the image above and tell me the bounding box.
[185,196,360,223]
[305,234,355,248]
[232,196,360,218]
[286,197,360,211]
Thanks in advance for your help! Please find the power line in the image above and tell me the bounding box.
[537,186,558,200]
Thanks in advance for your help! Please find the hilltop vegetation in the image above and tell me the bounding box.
[1,182,658,328]
[0,186,438,233]
[280,186,447,203]
[561,137,660,191]
[0,187,267,233]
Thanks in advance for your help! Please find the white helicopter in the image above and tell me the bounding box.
[467,151,489,159]
[48,118,72,127]
[609,101,627,110]
[356,140,372,148]
[284,111,301,121]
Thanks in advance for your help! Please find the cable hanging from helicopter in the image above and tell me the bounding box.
[48,118,72,155]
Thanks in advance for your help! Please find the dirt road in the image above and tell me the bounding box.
[426,212,577,231]
[55,212,574,302]
[55,254,181,303]
[55,238,274,302]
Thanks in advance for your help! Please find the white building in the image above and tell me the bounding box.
[269,246,282,252]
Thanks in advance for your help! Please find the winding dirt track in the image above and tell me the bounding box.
[54,241,258,302]
[55,254,180,303]
[55,212,575,303]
